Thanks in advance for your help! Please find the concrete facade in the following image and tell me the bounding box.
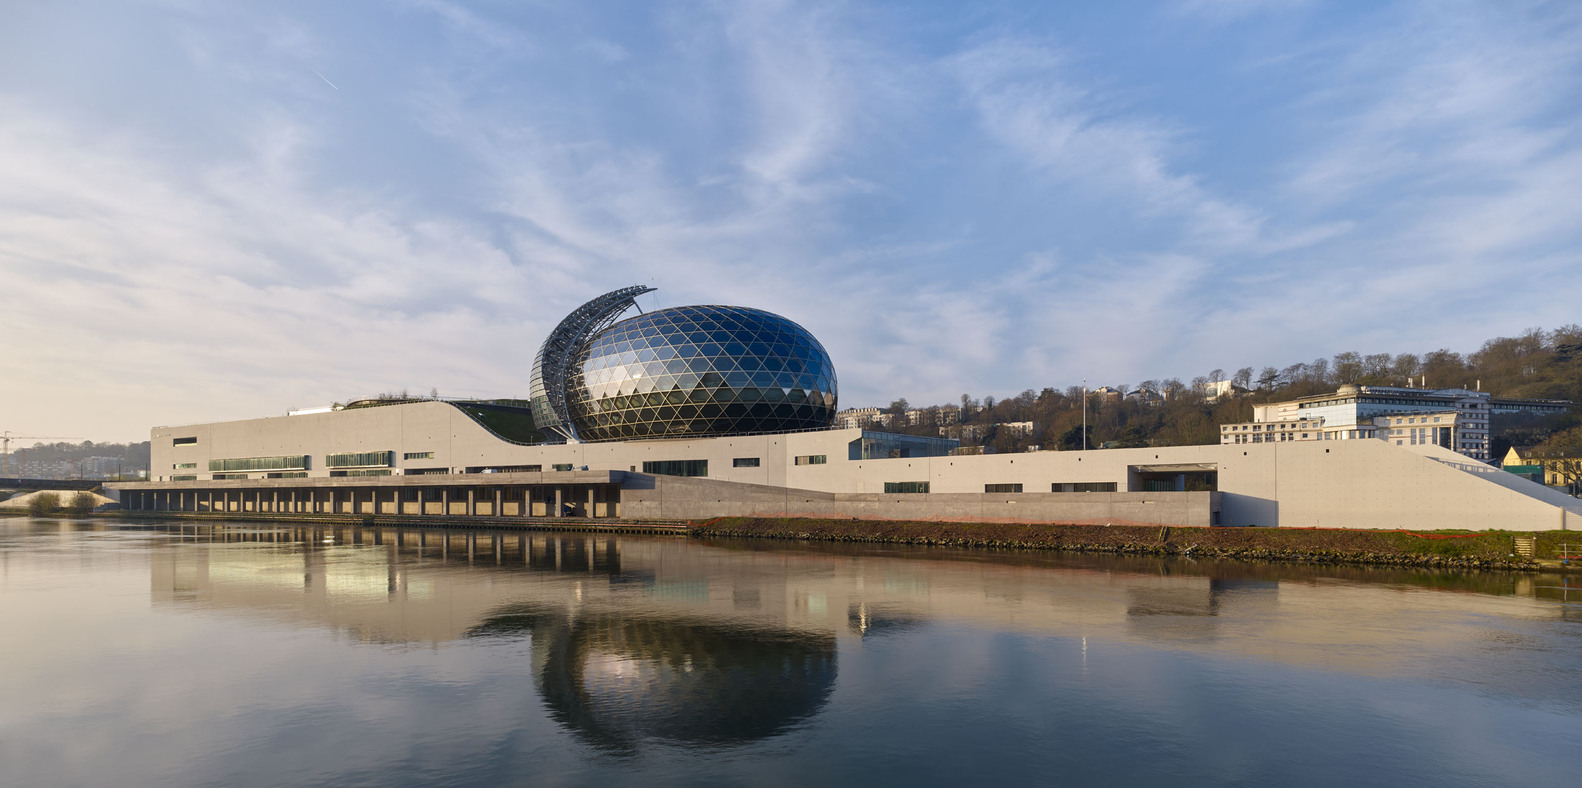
[119,400,1582,530]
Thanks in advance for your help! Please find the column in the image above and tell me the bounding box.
[587,487,595,518]
[494,488,503,518]
[467,488,475,516]
[553,487,563,518]
[442,489,450,517]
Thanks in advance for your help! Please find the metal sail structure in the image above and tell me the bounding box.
[529,285,656,442]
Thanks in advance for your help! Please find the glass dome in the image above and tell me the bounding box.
[566,305,838,441]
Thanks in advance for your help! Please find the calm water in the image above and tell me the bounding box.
[3,518,1581,787]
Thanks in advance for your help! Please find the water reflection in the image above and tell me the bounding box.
[5,518,1582,785]
[130,521,1582,689]
[471,604,835,751]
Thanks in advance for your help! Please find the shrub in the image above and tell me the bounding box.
[67,491,97,514]
[27,492,61,517]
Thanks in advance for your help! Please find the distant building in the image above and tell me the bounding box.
[940,423,989,442]
[1219,384,1570,463]
[1126,388,1163,407]
[999,421,1035,437]
[1503,446,1581,493]
[905,406,961,426]
[835,407,885,430]
[1196,379,1243,403]
[1090,386,1122,405]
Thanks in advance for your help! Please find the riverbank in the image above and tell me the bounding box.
[688,517,1582,571]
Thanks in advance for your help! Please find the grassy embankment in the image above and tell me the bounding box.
[690,517,1582,570]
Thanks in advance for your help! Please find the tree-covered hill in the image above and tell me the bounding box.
[875,325,1582,457]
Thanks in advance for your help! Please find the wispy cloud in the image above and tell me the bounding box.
[2,1,1579,440]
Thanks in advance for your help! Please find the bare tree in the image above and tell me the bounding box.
[1233,367,1253,390]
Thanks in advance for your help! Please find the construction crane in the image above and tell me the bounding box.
[1,431,83,478]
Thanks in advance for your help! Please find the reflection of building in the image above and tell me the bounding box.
[144,524,1577,699]
[478,605,836,750]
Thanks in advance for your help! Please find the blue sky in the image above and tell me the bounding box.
[2,0,1579,442]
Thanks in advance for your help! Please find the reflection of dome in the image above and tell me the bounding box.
[566,305,838,442]
[470,606,836,750]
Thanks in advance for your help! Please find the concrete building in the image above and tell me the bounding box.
[105,287,1582,531]
[1221,384,1570,463]
[835,407,885,430]
[1196,379,1243,403]
[1090,386,1122,405]
[107,400,1582,530]
[1503,446,1582,495]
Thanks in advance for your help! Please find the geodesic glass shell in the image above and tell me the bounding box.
[566,305,838,441]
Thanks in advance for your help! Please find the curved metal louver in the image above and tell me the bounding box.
[529,285,655,441]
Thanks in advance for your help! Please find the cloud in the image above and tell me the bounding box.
[3,0,1581,440]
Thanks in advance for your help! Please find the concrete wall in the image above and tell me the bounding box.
[140,404,1582,530]
[621,474,1217,525]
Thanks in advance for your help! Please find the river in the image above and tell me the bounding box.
[3,517,1580,786]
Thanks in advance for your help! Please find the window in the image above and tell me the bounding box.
[325,451,392,468]
[330,469,392,477]
[210,455,309,472]
[985,483,1023,493]
[1053,482,1118,492]
[733,457,761,467]
[464,465,541,474]
[211,473,248,480]
[884,482,930,493]
[170,475,196,482]
[403,451,434,460]
[173,437,197,446]
[266,472,308,479]
[643,459,708,477]
[794,455,827,465]
[552,463,574,472]
[172,463,197,469]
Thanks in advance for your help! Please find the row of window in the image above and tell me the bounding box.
[330,469,393,477]
[326,451,393,468]
[883,482,1122,494]
[643,459,709,477]
[210,455,310,472]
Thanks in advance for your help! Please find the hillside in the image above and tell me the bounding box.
[876,325,1582,456]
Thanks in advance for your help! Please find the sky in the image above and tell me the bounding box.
[2,0,1580,444]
